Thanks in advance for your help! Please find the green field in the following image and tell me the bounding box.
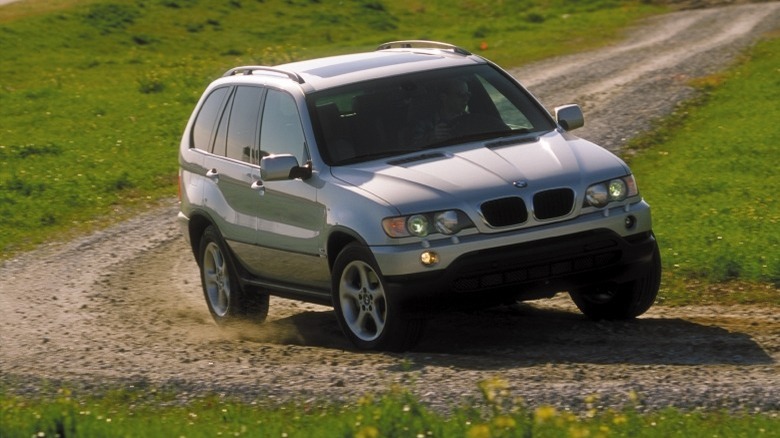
[625,34,780,304]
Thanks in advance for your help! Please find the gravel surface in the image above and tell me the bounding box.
[1,2,779,413]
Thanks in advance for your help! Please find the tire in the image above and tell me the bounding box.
[570,240,661,320]
[331,243,424,351]
[198,226,269,326]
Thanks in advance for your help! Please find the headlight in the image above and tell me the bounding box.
[584,175,638,208]
[585,184,609,208]
[407,214,429,237]
[434,210,459,235]
[608,179,627,199]
[382,210,473,238]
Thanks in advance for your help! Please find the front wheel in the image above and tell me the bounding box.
[198,226,269,326]
[570,240,661,320]
[331,243,424,351]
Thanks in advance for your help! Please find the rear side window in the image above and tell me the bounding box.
[225,86,263,163]
[191,87,229,151]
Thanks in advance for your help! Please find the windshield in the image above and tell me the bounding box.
[309,65,556,165]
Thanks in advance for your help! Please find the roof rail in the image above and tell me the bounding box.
[222,66,305,84]
[376,40,472,56]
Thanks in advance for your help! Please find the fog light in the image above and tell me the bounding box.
[625,215,636,229]
[420,251,439,266]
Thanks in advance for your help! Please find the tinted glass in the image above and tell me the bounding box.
[212,90,232,157]
[226,86,263,163]
[260,90,307,164]
[308,64,556,164]
[191,86,229,151]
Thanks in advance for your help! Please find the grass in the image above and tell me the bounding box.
[2,382,778,437]
[623,34,780,305]
[0,0,664,255]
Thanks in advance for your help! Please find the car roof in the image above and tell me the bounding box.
[222,41,489,93]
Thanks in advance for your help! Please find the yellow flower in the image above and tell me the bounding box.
[584,394,599,405]
[568,425,590,438]
[355,425,379,438]
[358,394,374,406]
[493,415,517,429]
[467,424,491,438]
[534,405,558,424]
[478,377,509,403]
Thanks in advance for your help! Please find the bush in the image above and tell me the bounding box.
[83,4,140,34]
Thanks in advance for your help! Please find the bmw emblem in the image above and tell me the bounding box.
[513,180,528,189]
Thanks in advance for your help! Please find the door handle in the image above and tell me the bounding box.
[206,168,219,181]
[250,180,265,195]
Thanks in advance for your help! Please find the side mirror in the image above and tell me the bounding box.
[554,104,584,131]
[260,154,312,181]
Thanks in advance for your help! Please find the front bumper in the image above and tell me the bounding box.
[372,200,652,276]
[370,201,657,305]
[392,229,657,304]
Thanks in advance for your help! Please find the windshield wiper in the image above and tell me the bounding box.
[485,129,548,148]
[423,128,525,149]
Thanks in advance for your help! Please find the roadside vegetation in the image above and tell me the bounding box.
[2,381,778,437]
[624,34,780,305]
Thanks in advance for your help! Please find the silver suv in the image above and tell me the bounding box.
[178,41,661,351]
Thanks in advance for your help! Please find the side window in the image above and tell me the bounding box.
[212,90,232,157]
[260,90,307,164]
[191,87,229,151]
[226,86,263,163]
[477,76,532,129]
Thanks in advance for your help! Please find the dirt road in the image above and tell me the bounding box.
[2,2,779,412]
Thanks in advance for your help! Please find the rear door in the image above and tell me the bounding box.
[200,85,265,246]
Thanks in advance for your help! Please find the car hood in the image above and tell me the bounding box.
[330,131,629,214]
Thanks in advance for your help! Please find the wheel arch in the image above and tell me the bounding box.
[187,211,218,264]
[326,227,368,272]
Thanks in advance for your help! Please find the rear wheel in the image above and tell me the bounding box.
[570,240,661,320]
[332,243,424,351]
[198,226,269,326]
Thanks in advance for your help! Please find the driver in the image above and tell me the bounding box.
[410,78,471,146]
